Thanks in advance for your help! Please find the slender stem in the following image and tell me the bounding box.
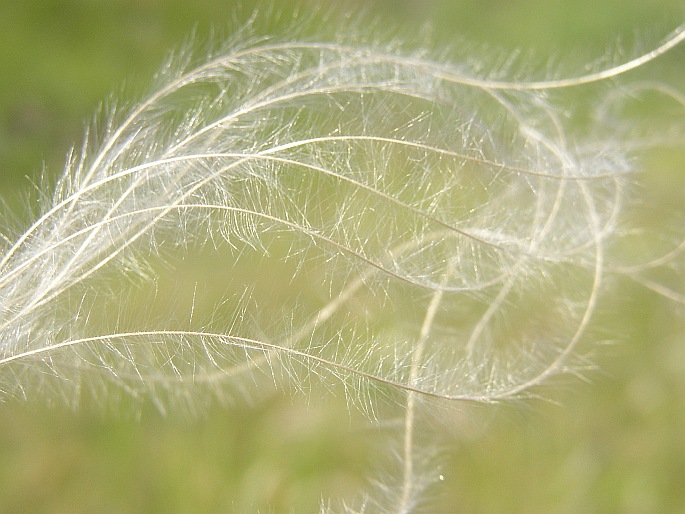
[398,270,449,513]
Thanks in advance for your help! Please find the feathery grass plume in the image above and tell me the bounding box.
[0,13,684,512]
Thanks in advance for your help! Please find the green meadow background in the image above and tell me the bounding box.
[0,1,683,512]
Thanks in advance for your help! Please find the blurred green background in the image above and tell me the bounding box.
[0,1,684,512]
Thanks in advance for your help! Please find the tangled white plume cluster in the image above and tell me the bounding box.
[0,16,683,512]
